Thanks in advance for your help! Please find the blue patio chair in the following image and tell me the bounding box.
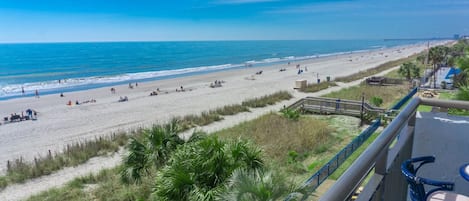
[401,156,455,201]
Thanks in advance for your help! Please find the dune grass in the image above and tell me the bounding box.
[177,91,292,130]
[215,112,335,163]
[210,104,250,116]
[26,166,156,201]
[322,83,409,108]
[299,82,338,93]
[241,91,293,108]
[334,53,422,83]
[0,132,130,189]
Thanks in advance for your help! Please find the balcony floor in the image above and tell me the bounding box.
[413,112,469,196]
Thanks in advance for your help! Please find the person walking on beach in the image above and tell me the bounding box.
[35,89,39,98]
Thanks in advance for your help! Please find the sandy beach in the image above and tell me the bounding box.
[0,41,447,174]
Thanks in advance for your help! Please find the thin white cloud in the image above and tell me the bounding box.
[214,0,279,5]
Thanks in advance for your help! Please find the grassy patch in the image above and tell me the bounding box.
[299,82,338,93]
[26,166,155,201]
[322,83,409,108]
[215,113,334,163]
[329,132,380,180]
[335,53,422,83]
[241,91,293,108]
[177,111,223,130]
[0,133,129,189]
[210,104,250,116]
[177,91,293,130]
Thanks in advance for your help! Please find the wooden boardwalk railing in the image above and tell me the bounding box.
[287,97,386,120]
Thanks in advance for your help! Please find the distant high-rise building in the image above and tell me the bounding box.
[454,34,460,39]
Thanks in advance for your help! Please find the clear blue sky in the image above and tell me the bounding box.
[0,0,468,43]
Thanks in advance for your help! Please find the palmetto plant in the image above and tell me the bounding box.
[218,169,304,201]
[121,120,184,183]
[153,136,264,201]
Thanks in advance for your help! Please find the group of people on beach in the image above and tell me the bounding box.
[210,80,223,88]
[2,109,37,125]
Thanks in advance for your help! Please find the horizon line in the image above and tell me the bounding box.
[0,38,453,45]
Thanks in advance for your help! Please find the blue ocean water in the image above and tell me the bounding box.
[0,40,422,100]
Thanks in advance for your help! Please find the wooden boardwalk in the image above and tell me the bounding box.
[288,97,386,120]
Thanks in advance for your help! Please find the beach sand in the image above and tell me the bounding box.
[0,41,447,174]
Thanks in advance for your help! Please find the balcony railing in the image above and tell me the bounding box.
[320,97,469,201]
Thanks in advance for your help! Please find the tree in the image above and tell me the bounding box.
[121,120,184,183]
[398,62,419,80]
[429,46,450,88]
[217,169,304,201]
[416,54,426,65]
[153,136,264,201]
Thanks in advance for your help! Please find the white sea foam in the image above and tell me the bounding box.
[0,63,239,98]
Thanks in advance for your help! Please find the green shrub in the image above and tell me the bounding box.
[370,96,383,107]
[281,108,300,121]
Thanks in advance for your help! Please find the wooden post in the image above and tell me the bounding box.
[360,93,365,126]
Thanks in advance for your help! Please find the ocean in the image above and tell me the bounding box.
[0,40,423,100]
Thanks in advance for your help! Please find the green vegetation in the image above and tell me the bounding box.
[220,169,304,201]
[121,121,184,183]
[215,113,334,163]
[241,91,293,108]
[0,133,129,189]
[28,132,301,201]
[153,137,264,200]
[322,83,408,108]
[178,112,223,130]
[281,108,301,121]
[210,104,250,116]
[299,81,338,93]
[398,62,420,80]
[335,53,422,82]
[369,96,383,107]
[2,91,293,189]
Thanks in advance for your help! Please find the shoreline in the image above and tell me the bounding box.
[0,41,447,174]
[0,40,434,101]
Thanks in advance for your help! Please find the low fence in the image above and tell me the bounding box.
[285,118,381,200]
